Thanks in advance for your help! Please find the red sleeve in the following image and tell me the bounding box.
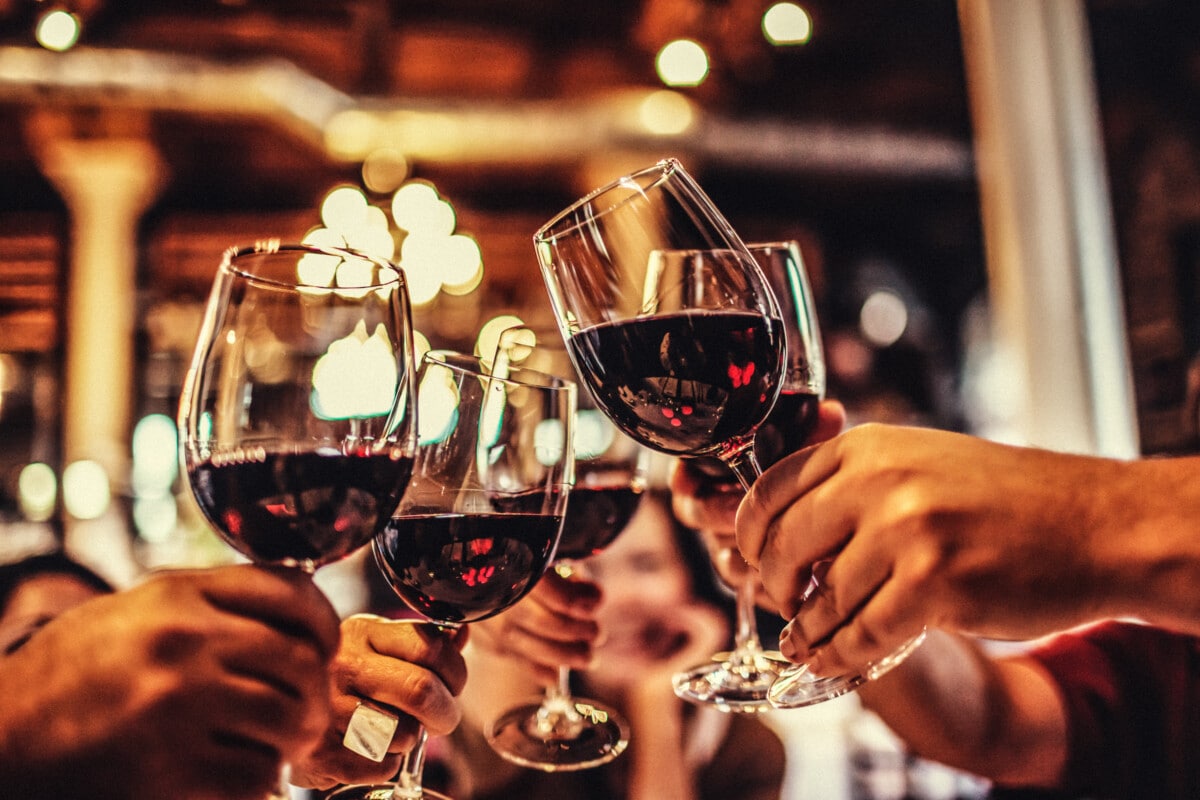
[1022,620,1200,800]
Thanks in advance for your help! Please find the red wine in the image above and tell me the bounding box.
[188,449,414,567]
[692,389,822,479]
[374,512,562,623]
[555,480,645,561]
[568,310,783,457]
[752,389,821,468]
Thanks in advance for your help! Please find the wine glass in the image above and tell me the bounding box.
[671,241,925,709]
[485,323,649,770]
[178,240,419,797]
[660,241,823,710]
[534,158,788,711]
[329,350,576,800]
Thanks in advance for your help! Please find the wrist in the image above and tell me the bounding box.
[1097,456,1200,633]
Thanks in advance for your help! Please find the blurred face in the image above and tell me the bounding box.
[586,497,693,668]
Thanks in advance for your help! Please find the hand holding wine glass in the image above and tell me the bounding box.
[535,159,787,710]
[178,240,420,798]
[670,241,925,709]
[330,351,576,800]
[290,614,469,791]
[485,324,649,771]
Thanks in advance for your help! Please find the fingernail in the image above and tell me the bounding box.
[779,622,798,660]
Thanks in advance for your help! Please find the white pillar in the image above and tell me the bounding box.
[958,0,1138,457]
[27,110,165,574]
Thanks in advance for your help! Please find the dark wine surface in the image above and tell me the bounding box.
[568,310,782,457]
[555,481,644,561]
[753,389,821,468]
[374,512,562,623]
[188,449,413,567]
[692,389,822,479]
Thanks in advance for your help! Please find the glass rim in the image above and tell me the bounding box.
[424,350,576,394]
[533,158,682,245]
[745,240,802,254]
[220,240,405,291]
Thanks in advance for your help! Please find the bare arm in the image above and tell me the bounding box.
[737,424,1200,675]
[857,631,1067,788]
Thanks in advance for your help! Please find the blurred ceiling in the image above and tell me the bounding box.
[0,0,1195,357]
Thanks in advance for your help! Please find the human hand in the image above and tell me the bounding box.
[588,599,729,708]
[0,564,340,800]
[737,423,1137,676]
[669,399,846,602]
[291,614,468,789]
[467,569,602,685]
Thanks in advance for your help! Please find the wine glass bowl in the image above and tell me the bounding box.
[372,351,576,625]
[179,240,419,571]
[537,159,785,478]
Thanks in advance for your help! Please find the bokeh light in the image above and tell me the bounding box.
[62,460,111,520]
[763,3,813,46]
[18,462,57,522]
[131,413,178,496]
[655,39,710,88]
[638,90,696,136]
[859,289,908,347]
[475,315,525,361]
[36,9,81,52]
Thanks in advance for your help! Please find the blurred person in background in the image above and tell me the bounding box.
[452,489,786,800]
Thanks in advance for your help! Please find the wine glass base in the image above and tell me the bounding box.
[487,698,629,772]
[326,783,452,800]
[671,650,790,713]
[768,630,928,709]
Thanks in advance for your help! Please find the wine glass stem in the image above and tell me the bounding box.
[392,726,429,799]
[554,663,573,703]
[723,444,763,493]
[733,572,763,656]
[723,445,766,661]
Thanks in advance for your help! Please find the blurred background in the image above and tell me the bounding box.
[0,1,1197,795]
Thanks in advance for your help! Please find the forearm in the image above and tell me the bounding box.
[624,684,695,800]
[1099,455,1200,635]
[857,631,1066,788]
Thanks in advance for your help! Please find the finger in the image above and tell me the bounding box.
[749,467,865,615]
[669,461,741,532]
[476,592,601,650]
[528,570,603,619]
[338,655,462,736]
[710,546,752,588]
[736,438,843,569]
[296,742,405,791]
[802,575,925,679]
[195,736,284,800]
[360,619,469,694]
[196,565,342,661]
[812,399,847,444]
[497,620,596,672]
[218,618,333,700]
[199,668,329,764]
[774,510,894,642]
[777,559,882,663]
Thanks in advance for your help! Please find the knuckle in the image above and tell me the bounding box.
[398,670,443,715]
